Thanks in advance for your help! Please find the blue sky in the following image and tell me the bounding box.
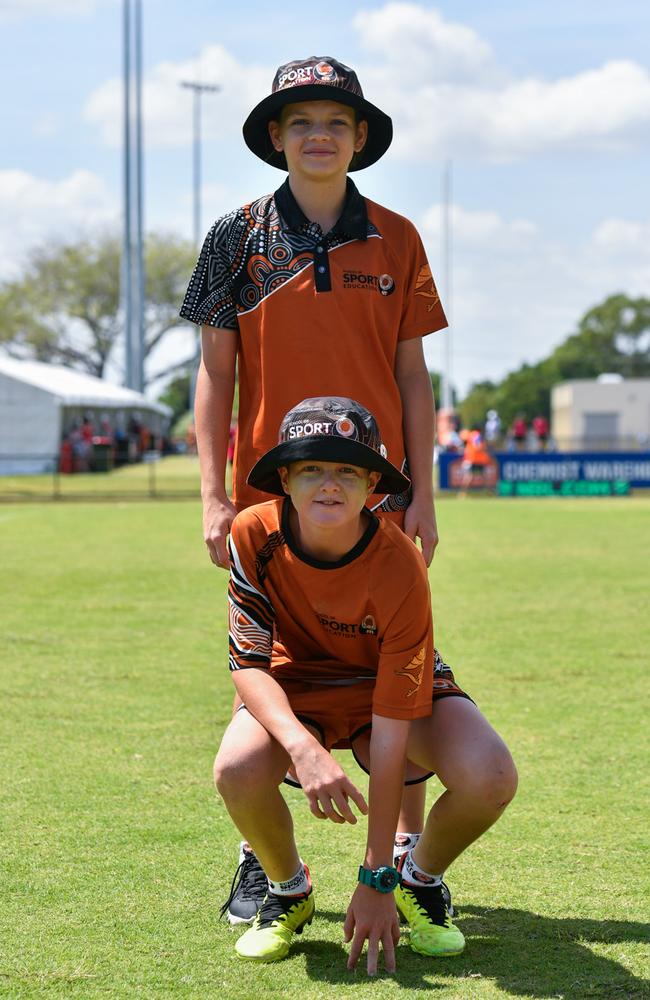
[1,0,649,396]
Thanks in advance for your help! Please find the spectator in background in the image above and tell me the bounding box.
[460,427,492,494]
[76,416,94,471]
[128,413,142,462]
[511,414,528,451]
[185,421,197,454]
[532,414,549,451]
[484,409,501,448]
[139,423,152,455]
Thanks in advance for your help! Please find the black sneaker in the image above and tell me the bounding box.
[220,847,268,925]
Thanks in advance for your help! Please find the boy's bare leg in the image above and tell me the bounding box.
[214,708,300,881]
[407,697,518,875]
[230,692,423,843]
[397,781,426,834]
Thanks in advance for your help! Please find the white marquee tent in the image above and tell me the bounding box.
[0,357,172,475]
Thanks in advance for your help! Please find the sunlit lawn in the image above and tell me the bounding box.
[0,454,201,499]
[1,496,648,999]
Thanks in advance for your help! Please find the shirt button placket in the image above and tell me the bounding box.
[314,243,331,292]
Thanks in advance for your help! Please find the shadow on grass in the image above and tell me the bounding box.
[298,906,650,997]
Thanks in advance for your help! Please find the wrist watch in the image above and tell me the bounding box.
[358,864,401,893]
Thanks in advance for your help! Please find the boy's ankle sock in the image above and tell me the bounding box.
[401,848,443,887]
[394,832,421,858]
[267,863,310,897]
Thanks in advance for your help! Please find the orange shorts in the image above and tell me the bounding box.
[268,650,471,786]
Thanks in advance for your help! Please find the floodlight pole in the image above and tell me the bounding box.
[121,0,145,393]
[441,159,453,411]
[180,81,221,248]
[122,0,132,389]
[180,80,220,413]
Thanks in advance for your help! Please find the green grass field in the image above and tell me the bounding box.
[1,497,649,999]
[0,456,201,500]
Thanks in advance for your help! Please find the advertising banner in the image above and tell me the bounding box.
[437,451,650,495]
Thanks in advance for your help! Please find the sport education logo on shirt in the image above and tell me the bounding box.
[316,612,378,638]
[342,271,396,296]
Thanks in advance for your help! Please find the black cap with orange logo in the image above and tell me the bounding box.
[247,396,409,496]
[243,56,393,171]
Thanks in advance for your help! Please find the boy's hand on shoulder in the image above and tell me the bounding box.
[292,740,368,825]
[202,495,237,568]
[404,495,439,566]
[344,883,400,976]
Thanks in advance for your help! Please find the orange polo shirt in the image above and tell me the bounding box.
[180,179,447,511]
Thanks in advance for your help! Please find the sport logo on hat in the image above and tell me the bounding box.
[246,396,411,498]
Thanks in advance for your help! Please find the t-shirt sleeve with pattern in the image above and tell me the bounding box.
[227,513,274,672]
[179,212,240,330]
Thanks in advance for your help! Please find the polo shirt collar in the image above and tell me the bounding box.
[274,177,368,240]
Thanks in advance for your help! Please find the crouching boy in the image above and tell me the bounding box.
[214,397,517,975]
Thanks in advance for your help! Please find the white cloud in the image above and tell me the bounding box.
[84,44,270,149]
[353,4,650,160]
[418,201,650,393]
[593,217,650,253]
[353,2,499,85]
[0,169,117,279]
[422,203,537,251]
[82,7,650,162]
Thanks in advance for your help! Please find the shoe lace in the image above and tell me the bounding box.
[254,892,296,928]
[219,852,268,919]
[404,881,450,927]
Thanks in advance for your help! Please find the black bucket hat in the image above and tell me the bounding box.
[243,57,393,171]
[247,396,410,497]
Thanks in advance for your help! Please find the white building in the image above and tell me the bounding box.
[0,357,171,474]
[551,376,650,451]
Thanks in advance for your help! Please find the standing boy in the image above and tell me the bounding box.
[215,397,517,974]
[180,56,447,920]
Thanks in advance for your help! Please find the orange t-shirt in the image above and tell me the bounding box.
[464,430,491,466]
[227,498,434,721]
[180,179,447,511]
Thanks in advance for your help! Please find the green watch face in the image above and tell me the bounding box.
[378,868,400,891]
[358,865,401,893]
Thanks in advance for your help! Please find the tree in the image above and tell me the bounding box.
[458,380,497,429]
[0,230,197,384]
[550,293,650,381]
[429,369,457,408]
[459,293,650,428]
[159,371,191,424]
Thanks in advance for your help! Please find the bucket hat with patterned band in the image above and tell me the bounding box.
[242,56,393,171]
[247,396,410,497]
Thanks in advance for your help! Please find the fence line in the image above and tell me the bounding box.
[0,453,203,501]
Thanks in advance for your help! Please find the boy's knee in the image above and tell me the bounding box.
[479,746,518,812]
[213,753,244,800]
[458,743,517,813]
